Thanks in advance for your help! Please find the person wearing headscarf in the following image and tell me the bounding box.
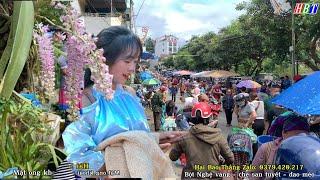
[250,112,310,180]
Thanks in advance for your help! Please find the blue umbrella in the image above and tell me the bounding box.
[141,52,154,60]
[271,71,320,115]
[140,71,153,81]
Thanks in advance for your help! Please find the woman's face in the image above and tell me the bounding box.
[109,50,139,86]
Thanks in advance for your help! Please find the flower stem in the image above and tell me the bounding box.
[36,15,72,34]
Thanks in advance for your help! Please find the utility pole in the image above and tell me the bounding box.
[291,0,296,79]
[111,0,113,16]
[130,0,134,31]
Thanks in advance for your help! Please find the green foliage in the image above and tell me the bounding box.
[162,0,320,75]
[0,1,34,99]
[34,0,68,27]
[162,56,174,68]
[0,98,63,179]
[145,37,155,53]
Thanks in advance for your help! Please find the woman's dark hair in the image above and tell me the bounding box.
[96,26,143,66]
[240,86,247,92]
[249,92,258,101]
[84,68,94,88]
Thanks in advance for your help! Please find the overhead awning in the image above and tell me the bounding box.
[190,71,211,78]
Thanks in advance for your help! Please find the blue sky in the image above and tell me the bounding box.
[134,0,248,42]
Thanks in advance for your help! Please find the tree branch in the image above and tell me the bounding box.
[0,4,9,16]
[309,34,320,66]
[302,59,319,71]
[0,13,9,20]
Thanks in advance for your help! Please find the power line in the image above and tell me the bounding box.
[135,0,146,20]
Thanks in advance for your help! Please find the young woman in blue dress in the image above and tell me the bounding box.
[62,26,185,172]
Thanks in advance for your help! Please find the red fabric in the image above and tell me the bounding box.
[59,89,82,109]
[179,153,187,166]
[209,103,221,116]
[59,89,67,106]
[293,75,302,82]
[172,79,179,85]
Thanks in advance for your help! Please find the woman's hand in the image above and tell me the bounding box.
[158,131,187,152]
[159,131,187,144]
[159,143,171,153]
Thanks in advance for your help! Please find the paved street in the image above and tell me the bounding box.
[145,92,237,178]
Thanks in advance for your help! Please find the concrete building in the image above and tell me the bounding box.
[71,0,133,35]
[155,35,179,58]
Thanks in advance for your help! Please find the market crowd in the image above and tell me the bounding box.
[52,26,319,179]
[136,74,320,179]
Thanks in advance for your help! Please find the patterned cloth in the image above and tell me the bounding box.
[268,111,292,137]
[234,152,249,166]
[52,160,76,180]
[162,117,177,131]
[228,131,253,161]
[268,111,309,136]
[283,114,310,132]
[97,131,176,179]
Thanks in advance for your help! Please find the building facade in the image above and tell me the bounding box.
[71,0,133,35]
[155,35,179,58]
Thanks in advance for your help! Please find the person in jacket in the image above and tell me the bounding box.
[151,87,166,131]
[169,84,178,102]
[175,98,194,130]
[222,89,234,127]
[169,102,234,179]
[250,112,311,180]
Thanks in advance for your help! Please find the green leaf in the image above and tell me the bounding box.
[0,1,34,99]
[47,144,59,168]
[27,161,32,172]
[33,162,41,171]
[0,18,13,79]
